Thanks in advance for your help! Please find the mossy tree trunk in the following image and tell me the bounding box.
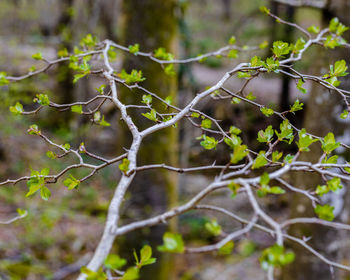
[118,1,179,279]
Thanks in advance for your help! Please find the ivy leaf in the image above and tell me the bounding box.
[157,232,184,253]
[63,174,80,190]
[119,158,130,174]
[205,219,222,236]
[104,254,127,270]
[9,102,23,115]
[260,107,274,117]
[290,99,303,113]
[32,52,43,60]
[71,105,83,114]
[315,204,334,221]
[252,151,268,169]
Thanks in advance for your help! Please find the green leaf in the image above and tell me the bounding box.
[296,79,307,94]
[32,52,43,60]
[224,134,242,149]
[259,6,270,14]
[321,132,340,154]
[271,41,290,58]
[340,109,348,119]
[329,17,339,33]
[142,95,152,104]
[99,116,110,127]
[272,151,283,162]
[46,151,57,159]
[275,120,294,143]
[128,43,140,55]
[33,94,50,106]
[137,245,157,268]
[260,244,295,270]
[201,119,212,129]
[260,107,274,117]
[57,48,69,57]
[322,155,338,166]
[269,186,285,194]
[96,84,106,94]
[315,204,334,221]
[250,56,264,67]
[27,124,41,135]
[228,36,236,45]
[246,92,256,101]
[64,174,80,190]
[307,25,320,34]
[62,143,71,150]
[118,69,146,84]
[260,172,270,186]
[80,34,97,48]
[9,102,23,115]
[290,99,303,113]
[40,186,51,200]
[122,267,139,280]
[259,40,269,49]
[231,97,241,104]
[283,154,294,164]
[252,151,268,169]
[237,71,251,78]
[71,105,83,114]
[0,72,9,86]
[104,254,127,270]
[153,48,174,61]
[231,144,248,164]
[205,219,222,236]
[16,208,27,216]
[191,112,200,118]
[228,181,240,198]
[257,125,274,143]
[157,232,184,253]
[316,185,329,196]
[197,135,218,150]
[218,241,234,255]
[293,38,306,53]
[327,177,343,192]
[297,129,318,152]
[229,126,241,135]
[142,109,158,122]
[119,158,130,174]
[164,64,176,76]
[264,57,279,72]
[331,60,348,77]
[227,49,238,58]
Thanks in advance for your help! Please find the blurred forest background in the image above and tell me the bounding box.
[0,0,349,279]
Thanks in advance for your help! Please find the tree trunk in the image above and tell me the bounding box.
[118,1,179,279]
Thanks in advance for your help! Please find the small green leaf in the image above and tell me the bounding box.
[138,245,156,267]
[231,97,241,104]
[260,244,295,270]
[259,40,269,49]
[119,158,130,174]
[272,151,283,162]
[230,144,248,164]
[218,241,234,255]
[121,267,139,280]
[0,72,9,86]
[252,151,268,169]
[27,124,41,135]
[57,48,69,57]
[33,94,50,106]
[315,204,334,221]
[32,52,43,60]
[257,125,274,143]
[246,92,256,101]
[164,64,176,76]
[307,25,320,34]
[46,151,57,159]
[205,219,222,236]
[229,126,241,135]
[40,186,51,200]
[290,99,303,113]
[321,132,340,154]
[271,41,290,58]
[296,79,307,94]
[340,109,348,119]
[71,105,83,114]
[16,208,27,216]
[63,174,80,190]
[197,135,218,150]
[228,36,236,45]
[275,120,294,143]
[157,232,185,253]
[227,49,238,58]
[142,94,152,104]
[128,43,140,55]
[142,109,158,122]
[99,116,110,127]
[62,143,71,150]
[153,48,174,61]
[260,107,274,117]
[297,129,318,152]
[9,102,23,115]
[104,254,127,270]
[201,119,212,129]
[237,71,251,78]
[118,69,146,84]
[96,84,106,94]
